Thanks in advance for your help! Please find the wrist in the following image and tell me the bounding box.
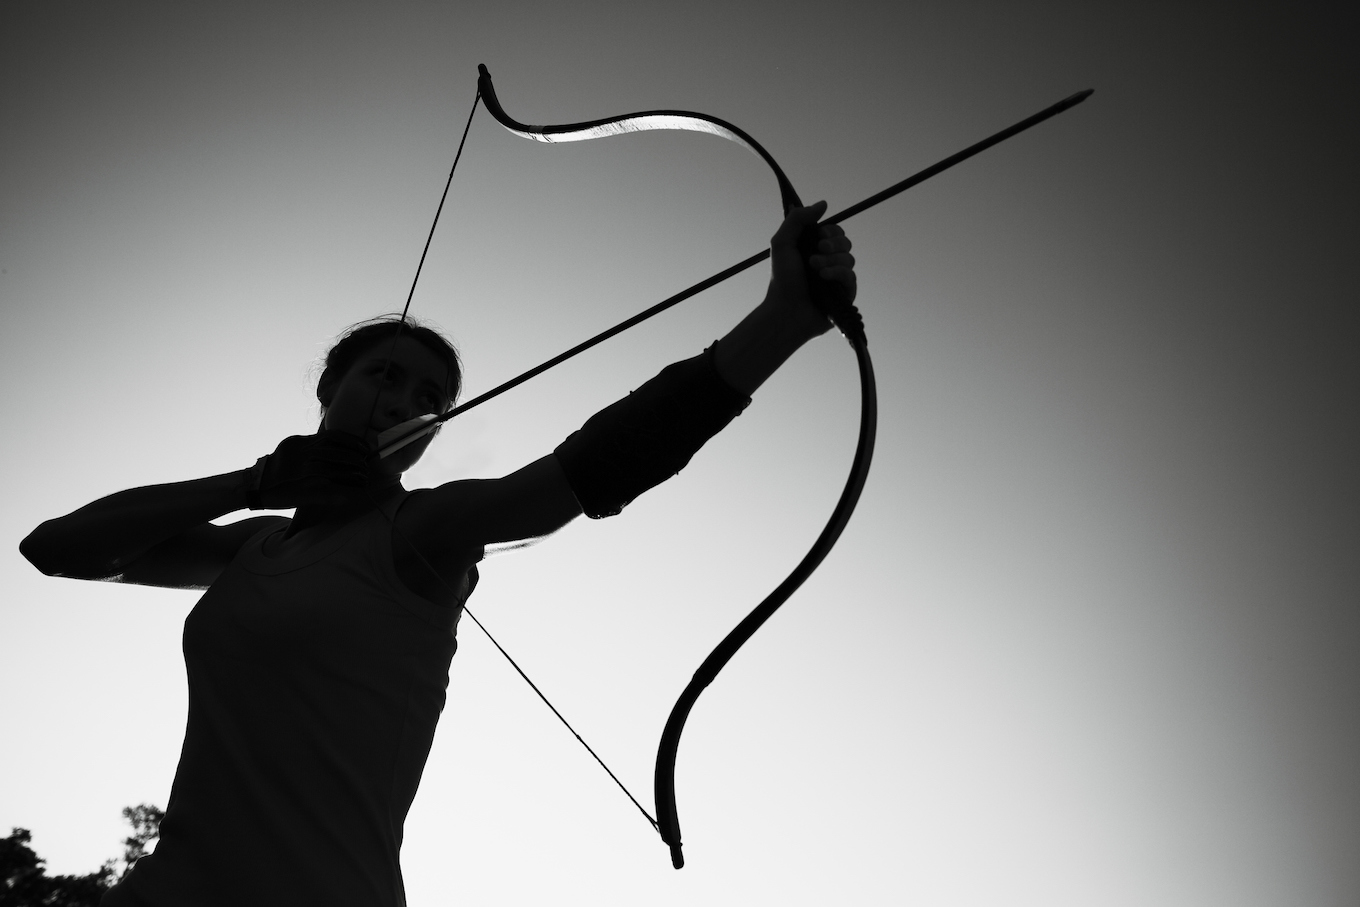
[762,283,835,342]
[713,295,823,395]
[240,459,266,510]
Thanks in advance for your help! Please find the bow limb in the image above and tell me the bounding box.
[477,64,803,215]
[654,328,877,869]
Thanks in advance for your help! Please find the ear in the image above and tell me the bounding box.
[316,373,336,409]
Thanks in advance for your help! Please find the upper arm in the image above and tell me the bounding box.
[403,454,584,550]
[116,516,288,589]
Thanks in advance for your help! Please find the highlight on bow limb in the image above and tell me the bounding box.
[476,64,803,214]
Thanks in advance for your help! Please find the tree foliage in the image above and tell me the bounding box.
[1,805,162,907]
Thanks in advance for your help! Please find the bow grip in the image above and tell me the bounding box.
[798,224,866,347]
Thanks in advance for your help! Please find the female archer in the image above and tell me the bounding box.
[20,202,855,907]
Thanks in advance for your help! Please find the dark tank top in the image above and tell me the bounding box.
[104,495,477,907]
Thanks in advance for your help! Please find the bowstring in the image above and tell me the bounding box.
[361,84,481,430]
[362,84,659,832]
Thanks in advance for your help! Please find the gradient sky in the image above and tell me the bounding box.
[2,2,1356,905]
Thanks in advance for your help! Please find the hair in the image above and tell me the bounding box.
[315,315,462,419]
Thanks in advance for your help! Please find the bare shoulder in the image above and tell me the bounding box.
[399,454,582,550]
[117,516,289,589]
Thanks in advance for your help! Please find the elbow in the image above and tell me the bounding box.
[19,527,58,579]
[19,525,61,576]
[19,522,106,579]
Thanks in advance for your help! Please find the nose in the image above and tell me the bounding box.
[382,392,412,423]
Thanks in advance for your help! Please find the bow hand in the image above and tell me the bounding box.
[769,201,859,343]
[711,203,859,395]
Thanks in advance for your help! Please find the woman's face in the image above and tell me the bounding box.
[322,336,453,475]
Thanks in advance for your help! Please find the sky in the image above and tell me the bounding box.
[2,2,1356,905]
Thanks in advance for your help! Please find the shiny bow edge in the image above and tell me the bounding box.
[476,63,804,215]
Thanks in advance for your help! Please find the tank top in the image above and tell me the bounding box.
[103,494,477,907]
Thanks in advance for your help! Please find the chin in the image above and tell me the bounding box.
[374,459,410,478]
[381,449,425,477]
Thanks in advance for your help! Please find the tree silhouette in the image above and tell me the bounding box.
[1,805,162,907]
[114,805,162,879]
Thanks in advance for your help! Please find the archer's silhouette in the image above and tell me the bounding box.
[21,204,855,906]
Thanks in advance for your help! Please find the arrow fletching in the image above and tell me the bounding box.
[376,413,440,459]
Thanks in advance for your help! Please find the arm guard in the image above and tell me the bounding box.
[554,346,751,518]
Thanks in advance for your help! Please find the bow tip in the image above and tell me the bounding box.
[669,843,685,870]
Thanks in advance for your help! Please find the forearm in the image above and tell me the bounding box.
[20,470,252,578]
[555,350,750,518]
[711,290,827,396]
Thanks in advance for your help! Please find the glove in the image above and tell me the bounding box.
[245,431,372,510]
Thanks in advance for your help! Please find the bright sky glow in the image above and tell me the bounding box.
[2,3,1356,906]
